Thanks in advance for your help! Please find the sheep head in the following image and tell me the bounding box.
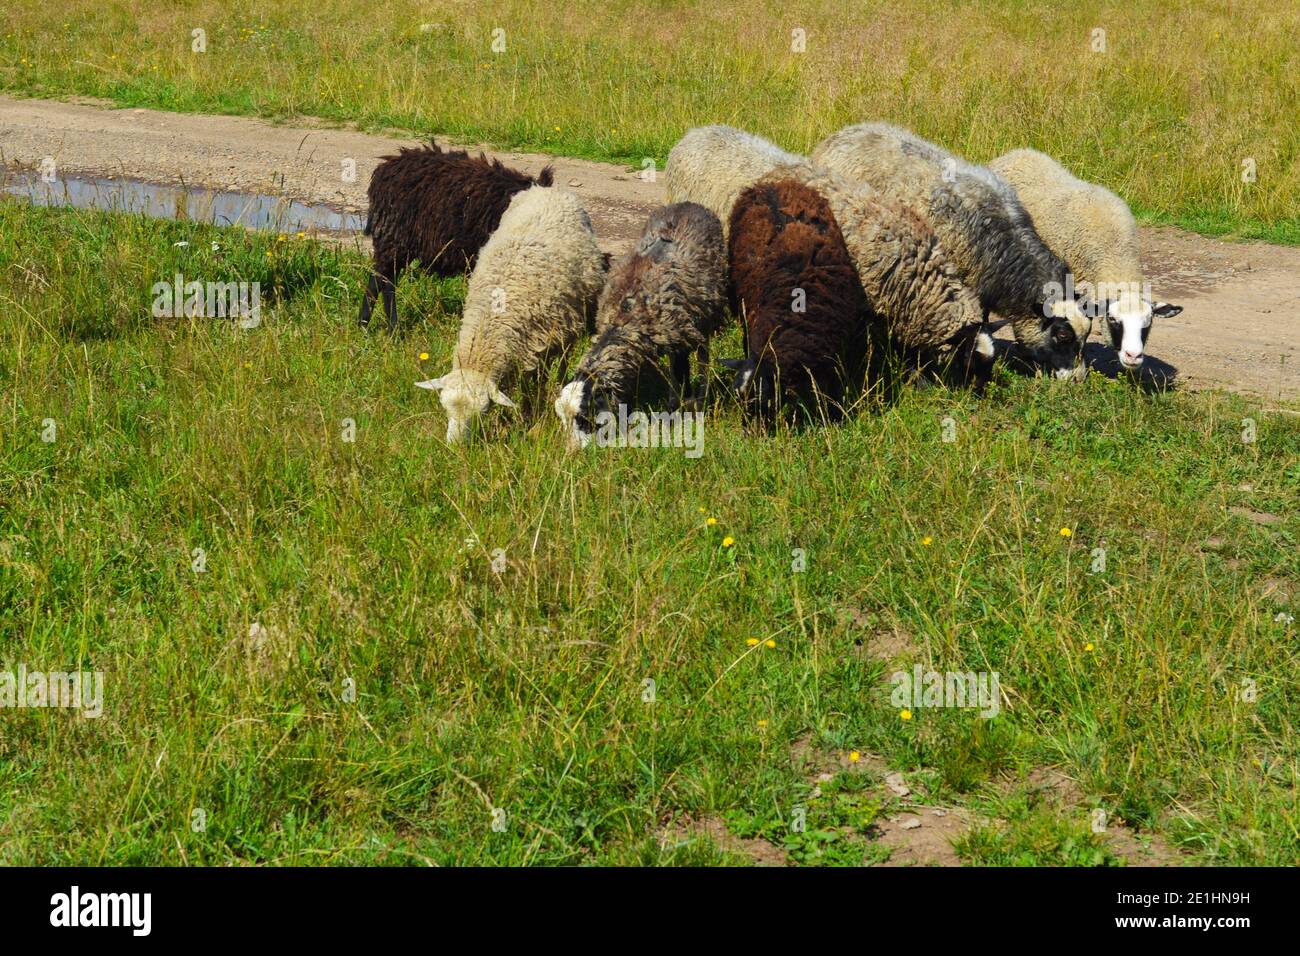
[554,379,595,451]
[415,369,516,443]
[1105,291,1182,370]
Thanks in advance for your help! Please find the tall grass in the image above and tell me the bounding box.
[1,199,1297,864]
[1,1,1298,241]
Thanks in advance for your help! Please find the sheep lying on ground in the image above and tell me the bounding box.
[664,126,805,238]
[813,123,1093,380]
[416,186,604,442]
[988,147,1183,370]
[555,202,727,449]
[359,142,553,330]
[722,176,874,417]
[758,163,994,389]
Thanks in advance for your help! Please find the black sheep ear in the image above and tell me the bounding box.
[1152,302,1183,318]
[536,166,555,187]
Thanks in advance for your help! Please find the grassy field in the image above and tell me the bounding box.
[1,1,1299,244]
[1,198,1297,865]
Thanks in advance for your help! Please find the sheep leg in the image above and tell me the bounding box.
[380,268,399,333]
[358,272,380,328]
[670,349,692,408]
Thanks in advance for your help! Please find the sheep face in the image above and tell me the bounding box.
[1106,300,1183,370]
[1026,300,1091,381]
[415,370,516,443]
[554,379,595,450]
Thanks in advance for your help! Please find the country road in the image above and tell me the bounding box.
[2,95,1297,402]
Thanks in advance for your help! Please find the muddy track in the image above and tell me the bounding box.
[3,95,1297,402]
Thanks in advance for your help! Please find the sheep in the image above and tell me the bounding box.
[812,123,1094,380]
[358,142,553,331]
[664,125,805,238]
[555,202,727,449]
[756,163,994,389]
[721,176,875,418]
[988,148,1183,370]
[415,186,604,442]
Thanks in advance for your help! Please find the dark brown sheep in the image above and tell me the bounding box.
[358,142,553,330]
[725,178,872,418]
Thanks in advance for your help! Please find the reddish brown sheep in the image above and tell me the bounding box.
[358,142,553,330]
[725,178,873,419]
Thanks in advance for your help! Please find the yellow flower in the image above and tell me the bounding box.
[921,536,933,546]
[554,126,561,132]
[706,517,717,526]
[722,536,734,548]
[764,639,776,649]
[900,709,913,720]
[295,231,305,239]
[849,750,860,762]
[1059,527,1072,538]
[746,638,759,647]
[1084,642,1095,653]
[698,506,706,513]
[419,352,429,361]
[276,234,286,242]
[757,719,768,728]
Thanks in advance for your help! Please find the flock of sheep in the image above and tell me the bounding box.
[357,123,1183,445]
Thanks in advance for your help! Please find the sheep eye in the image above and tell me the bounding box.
[621,298,634,312]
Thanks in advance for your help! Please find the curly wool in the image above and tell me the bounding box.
[557,202,727,444]
[360,142,552,328]
[664,126,806,238]
[812,123,1091,356]
[727,177,872,411]
[423,187,605,441]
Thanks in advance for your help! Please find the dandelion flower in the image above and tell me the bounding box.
[849,750,861,762]
[757,719,768,728]
[722,536,734,548]
[764,639,776,649]
[419,352,429,361]
[900,709,913,721]
[1084,642,1095,653]
[921,536,933,546]
[706,517,717,526]
[746,638,759,647]
[1059,527,1072,538]
[698,506,706,513]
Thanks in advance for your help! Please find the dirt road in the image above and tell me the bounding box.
[2,95,1296,402]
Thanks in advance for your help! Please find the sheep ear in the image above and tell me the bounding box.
[415,377,445,391]
[718,358,748,370]
[490,388,517,409]
[1152,302,1183,318]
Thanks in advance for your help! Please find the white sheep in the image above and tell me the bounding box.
[416,186,605,442]
[988,148,1182,370]
[664,125,806,238]
[813,123,1094,380]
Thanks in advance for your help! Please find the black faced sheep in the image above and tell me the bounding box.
[813,123,1094,380]
[415,186,604,442]
[358,142,553,331]
[723,177,873,418]
[664,125,806,239]
[555,202,727,449]
[988,147,1183,370]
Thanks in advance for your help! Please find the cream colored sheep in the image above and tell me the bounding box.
[988,148,1182,370]
[664,125,805,238]
[416,186,604,442]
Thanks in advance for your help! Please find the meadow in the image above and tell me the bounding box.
[1,0,1299,243]
[1,199,1297,865]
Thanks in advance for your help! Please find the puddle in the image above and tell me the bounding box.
[1,167,364,234]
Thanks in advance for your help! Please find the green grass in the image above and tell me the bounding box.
[1,198,1298,865]
[2,1,1299,242]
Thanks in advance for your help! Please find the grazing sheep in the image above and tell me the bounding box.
[988,147,1183,370]
[555,202,727,449]
[664,126,805,238]
[812,123,1094,379]
[359,142,553,330]
[722,176,874,417]
[416,186,604,442]
[758,163,993,388]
